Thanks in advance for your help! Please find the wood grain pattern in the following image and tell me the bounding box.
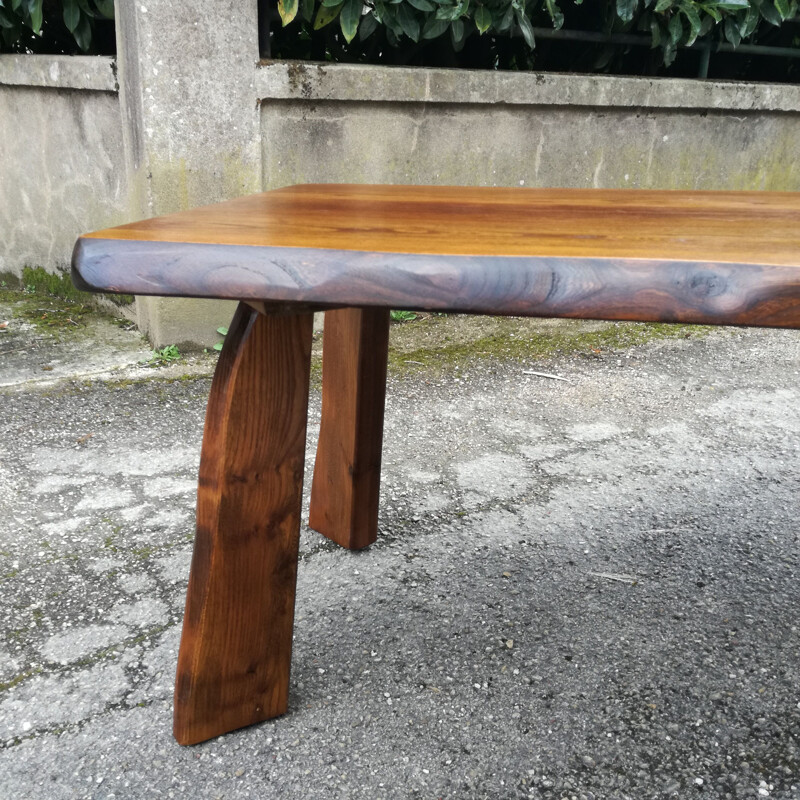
[309,308,390,550]
[74,239,800,328]
[72,185,800,329]
[173,302,313,746]
[77,185,800,264]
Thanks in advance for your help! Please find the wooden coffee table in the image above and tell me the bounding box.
[72,184,800,744]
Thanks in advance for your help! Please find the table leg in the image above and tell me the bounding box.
[173,302,313,746]
[309,308,390,550]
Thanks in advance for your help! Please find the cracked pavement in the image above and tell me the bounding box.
[1,298,799,799]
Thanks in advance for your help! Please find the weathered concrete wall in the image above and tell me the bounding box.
[258,63,800,192]
[4,51,800,348]
[115,0,261,347]
[0,55,128,277]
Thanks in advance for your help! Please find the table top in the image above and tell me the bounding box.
[72,184,800,327]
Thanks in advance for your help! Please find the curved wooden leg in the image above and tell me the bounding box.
[173,302,313,746]
[309,307,390,550]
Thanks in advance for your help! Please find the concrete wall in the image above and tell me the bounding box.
[258,63,800,192]
[3,36,800,347]
[0,55,128,277]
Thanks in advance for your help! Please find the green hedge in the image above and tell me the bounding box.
[1,0,797,80]
[270,0,799,76]
[0,0,114,54]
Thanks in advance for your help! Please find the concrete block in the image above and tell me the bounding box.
[0,54,117,91]
[259,63,800,193]
[0,84,128,276]
[136,296,238,350]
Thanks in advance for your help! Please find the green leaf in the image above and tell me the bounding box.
[359,10,378,37]
[654,0,672,11]
[313,1,343,29]
[216,326,228,336]
[63,0,80,32]
[758,1,783,25]
[710,0,749,8]
[474,4,491,32]
[723,15,741,45]
[450,16,465,48]
[73,14,91,49]
[435,3,462,20]
[406,0,434,10]
[495,3,514,31]
[667,12,683,43]
[93,0,115,18]
[545,0,564,27]
[213,342,223,351]
[300,0,315,21]
[662,39,677,65]
[773,0,791,19]
[278,0,299,26]
[340,0,361,41]
[739,6,759,36]
[649,17,662,46]
[515,8,535,48]
[422,14,449,36]
[396,2,420,39]
[679,2,701,45]
[616,0,637,23]
[29,0,42,33]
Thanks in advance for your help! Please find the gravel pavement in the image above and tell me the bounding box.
[1,302,799,800]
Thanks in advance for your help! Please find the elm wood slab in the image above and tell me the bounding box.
[71,184,800,744]
[73,184,800,327]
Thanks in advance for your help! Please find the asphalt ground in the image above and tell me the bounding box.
[1,297,799,800]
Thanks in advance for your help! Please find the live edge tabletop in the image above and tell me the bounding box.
[72,183,800,328]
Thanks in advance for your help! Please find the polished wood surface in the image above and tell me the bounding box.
[72,185,800,328]
[173,303,313,745]
[78,184,800,263]
[309,308,390,550]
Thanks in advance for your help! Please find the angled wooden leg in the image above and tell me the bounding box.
[173,302,313,746]
[309,307,390,550]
